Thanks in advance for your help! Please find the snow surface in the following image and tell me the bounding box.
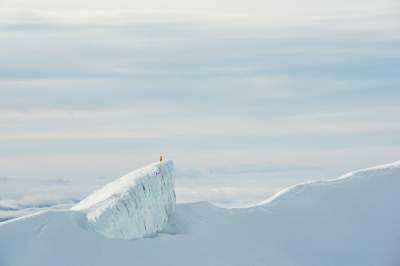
[1,160,400,266]
[71,160,175,239]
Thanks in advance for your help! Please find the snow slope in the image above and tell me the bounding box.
[0,160,400,266]
[71,160,175,239]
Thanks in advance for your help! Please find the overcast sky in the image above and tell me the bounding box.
[0,0,399,208]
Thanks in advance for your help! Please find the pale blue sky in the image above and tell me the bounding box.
[0,0,399,208]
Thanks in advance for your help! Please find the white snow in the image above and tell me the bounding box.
[0,160,400,266]
[71,160,175,239]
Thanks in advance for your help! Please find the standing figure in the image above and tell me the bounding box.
[160,155,163,162]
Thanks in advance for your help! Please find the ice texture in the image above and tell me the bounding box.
[71,160,175,239]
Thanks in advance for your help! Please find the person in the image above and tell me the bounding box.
[160,155,163,162]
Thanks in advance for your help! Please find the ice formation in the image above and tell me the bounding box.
[71,160,175,240]
[1,160,400,266]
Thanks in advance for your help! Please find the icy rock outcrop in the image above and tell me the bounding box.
[71,160,175,240]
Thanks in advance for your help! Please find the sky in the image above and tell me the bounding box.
[0,0,399,211]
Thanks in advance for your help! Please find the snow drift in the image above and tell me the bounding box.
[0,160,400,266]
[71,160,175,239]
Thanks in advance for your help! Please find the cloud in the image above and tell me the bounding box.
[0,10,398,83]
[174,168,202,179]
[207,163,319,176]
[0,106,398,147]
[0,8,399,212]
[174,163,324,181]
[1,0,398,25]
[0,176,95,222]
[0,177,15,183]
[39,179,72,185]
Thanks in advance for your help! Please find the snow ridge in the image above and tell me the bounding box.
[257,160,400,207]
[72,160,175,240]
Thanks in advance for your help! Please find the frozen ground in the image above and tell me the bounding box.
[0,160,399,266]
